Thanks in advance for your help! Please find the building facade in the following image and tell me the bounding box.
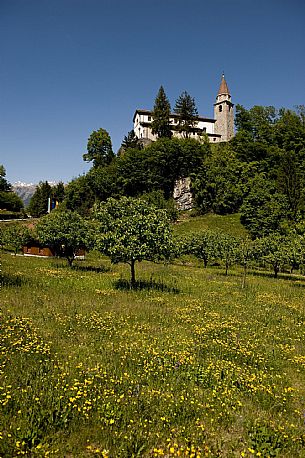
[133,74,234,144]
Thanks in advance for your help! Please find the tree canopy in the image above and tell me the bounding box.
[174,91,198,138]
[83,128,115,167]
[36,209,91,266]
[93,196,174,286]
[0,165,23,212]
[120,130,142,152]
[151,86,172,139]
[27,181,52,217]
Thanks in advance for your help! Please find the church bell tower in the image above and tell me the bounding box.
[214,74,234,141]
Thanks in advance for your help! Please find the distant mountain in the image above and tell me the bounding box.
[12,182,37,207]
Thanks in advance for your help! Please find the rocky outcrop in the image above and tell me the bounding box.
[173,177,193,211]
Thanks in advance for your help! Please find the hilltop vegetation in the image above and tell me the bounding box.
[23,102,305,240]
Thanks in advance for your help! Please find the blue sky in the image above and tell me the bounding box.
[1,0,305,184]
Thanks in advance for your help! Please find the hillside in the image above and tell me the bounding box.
[173,212,248,238]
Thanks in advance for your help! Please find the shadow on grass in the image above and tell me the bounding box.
[209,267,305,284]
[114,278,180,294]
[72,264,111,274]
[0,274,23,287]
[250,269,305,284]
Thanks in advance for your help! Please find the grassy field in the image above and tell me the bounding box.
[173,213,248,238]
[0,214,305,457]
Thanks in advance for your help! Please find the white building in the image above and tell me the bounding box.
[133,74,234,144]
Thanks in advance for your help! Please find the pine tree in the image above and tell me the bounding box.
[174,91,198,138]
[120,130,142,152]
[151,86,172,139]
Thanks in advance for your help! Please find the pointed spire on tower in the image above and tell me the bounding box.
[217,73,230,96]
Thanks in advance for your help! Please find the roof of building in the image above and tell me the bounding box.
[133,109,215,123]
[217,74,230,96]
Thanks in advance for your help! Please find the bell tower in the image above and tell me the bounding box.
[214,74,234,141]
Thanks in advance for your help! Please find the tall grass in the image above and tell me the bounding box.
[0,251,304,457]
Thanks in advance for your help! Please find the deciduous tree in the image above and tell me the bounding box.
[182,230,220,268]
[240,174,289,238]
[83,128,114,167]
[3,224,31,255]
[36,210,91,266]
[93,197,174,286]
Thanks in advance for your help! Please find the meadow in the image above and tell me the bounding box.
[0,216,305,457]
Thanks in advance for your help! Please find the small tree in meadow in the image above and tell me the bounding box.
[218,233,239,275]
[36,210,91,266]
[237,236,257,288]
[3,224,31,255]
[93,196,174,287]
[256,234,289,278]
[183,230,220,268]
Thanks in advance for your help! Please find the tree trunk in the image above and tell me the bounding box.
[242,264,247,289]
[67,256,74,267]
[130,259,136,288]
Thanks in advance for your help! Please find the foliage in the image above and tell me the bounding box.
[83,128,115,168]
[120,130,142,152]
[255,234,289,278]
[174,91,198,138]
[236,236,257,288]
[63,175,96,215]
[240,174,289,238]
[86,161,122,203]
[93,196,174,285]
[27,181,52,217]
[2,224,31,255]
[140,190,178,222]
[192,144,253,215]
[116,137,210,199]
[0,190,24,212]
[217,233,239,275]
[52,181,65,203]
[182,230,220,267]
[0,165,11,192]
[36,210,91,266]
[151,86,172,139]
[276,149,305,219]
[0,165,23,212]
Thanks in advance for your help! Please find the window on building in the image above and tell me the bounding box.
[148,116,151,121]
[219,105,222,112]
